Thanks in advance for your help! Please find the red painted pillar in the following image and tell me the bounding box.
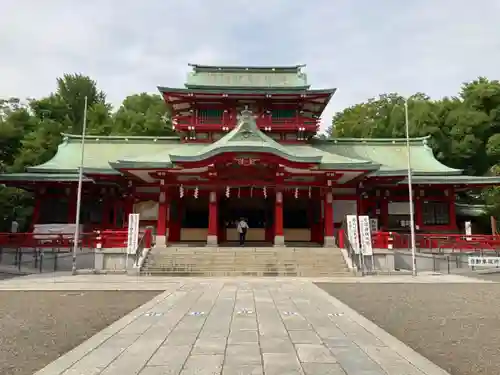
[31,190,41,231]
[168,199,182,243]
[381,198,389,229]
[274,191,284,246]
[448,187,457,230]
[156,186,169,245]
[324,191,335,247]
[112,200,120,227]
[311,188,320,243]
[123,195,134,227]
[67,186,77,223]
[207,191,218,245]
[102,197,111,229]
[415,197,423,231]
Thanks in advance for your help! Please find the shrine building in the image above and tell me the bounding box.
[1,64,499,246]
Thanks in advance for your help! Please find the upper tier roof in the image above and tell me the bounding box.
[188,64,306,73]
[185,63,309,89]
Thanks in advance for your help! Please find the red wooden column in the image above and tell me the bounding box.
[102,193,111,229]
[156,184,169,246]
[207,191,218,245]
[311,188,321,243]
[123,192,135,228]
[324,191,335,247]
[448,187,457,230]
[31,189,41,231]
[274,190,284,246]
[67,185,77,223]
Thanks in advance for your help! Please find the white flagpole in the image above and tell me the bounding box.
[71,96,88,275]
[404,98,417,276]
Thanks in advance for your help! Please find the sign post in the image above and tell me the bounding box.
[358,215,375,271]
[369,218,378,233]
[346,215,362,270]
[126,213,140,269]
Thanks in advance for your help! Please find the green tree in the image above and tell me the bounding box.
[111,93,174,136]
[329,78,500,218]
[56,74,109,134]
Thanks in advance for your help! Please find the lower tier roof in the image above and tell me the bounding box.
[19,132,461,177]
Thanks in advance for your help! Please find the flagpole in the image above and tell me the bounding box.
[404,98,417,276]
[71,96,88,275]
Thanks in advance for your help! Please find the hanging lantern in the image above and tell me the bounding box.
[294,188,299,199]
[194,186,199,199]
[226,186,230,198]
[263,186,267,199]
[308,186,312,199]
[179,184,184,198]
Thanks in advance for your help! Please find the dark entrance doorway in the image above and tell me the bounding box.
[219,195,273,244]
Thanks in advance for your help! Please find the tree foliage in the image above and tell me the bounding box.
[0,74,174,230]
[328,77,500,219]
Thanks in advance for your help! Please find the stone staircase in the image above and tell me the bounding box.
[140,246,352,277]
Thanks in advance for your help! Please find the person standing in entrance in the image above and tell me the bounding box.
[237,217,249,246]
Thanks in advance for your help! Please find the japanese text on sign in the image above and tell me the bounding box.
[358,215,374,256]
[127,213,140,254]
[346,215,361,255]
[468,256,500,267]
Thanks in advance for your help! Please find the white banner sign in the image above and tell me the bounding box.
[465,221,472,240]
[468,256,500,267]
[346,215,361,255]
[127,214,140,254]
[358,215,374,256]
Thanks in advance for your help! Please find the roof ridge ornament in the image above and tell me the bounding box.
[235,108,259,139]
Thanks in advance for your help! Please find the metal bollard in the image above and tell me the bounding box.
[34,249,38,269]
[39,251,44,273]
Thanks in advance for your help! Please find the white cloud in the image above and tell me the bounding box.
[1,0,500,131]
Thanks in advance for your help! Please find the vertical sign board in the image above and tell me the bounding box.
[465,221,472,240]
[127,213,140,254]
[369,218,378,233]
[358,215,374,256]
[346,215,361,254]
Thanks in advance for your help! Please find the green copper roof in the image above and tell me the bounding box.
[455,203,488,217]
[189,64,306,73]
[159,87,334,95]
[0,129,485,184]
[401,175,500,184]
[313,136,462,176]
[111,109,366,168]
[27,134,181,173]
[173,109,318,162]
[185,64,309,89]
[0,173,92,182]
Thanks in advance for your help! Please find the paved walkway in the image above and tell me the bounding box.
[6,275,474,375]
[0,272,490,291]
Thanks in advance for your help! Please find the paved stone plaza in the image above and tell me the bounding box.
[0,274,486,375]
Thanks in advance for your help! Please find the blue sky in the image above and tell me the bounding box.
[1,0,499,130]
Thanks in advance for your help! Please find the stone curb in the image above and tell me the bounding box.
[312,284,452,375]
[33,289,175,375]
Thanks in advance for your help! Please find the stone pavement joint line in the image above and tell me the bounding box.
[30,279,452,375]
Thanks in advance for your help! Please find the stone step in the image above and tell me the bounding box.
[148,253,345,259]
[145,263,345,270]
[142,268,347,273]
[140,246,349,277]
[140,270,352,277]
